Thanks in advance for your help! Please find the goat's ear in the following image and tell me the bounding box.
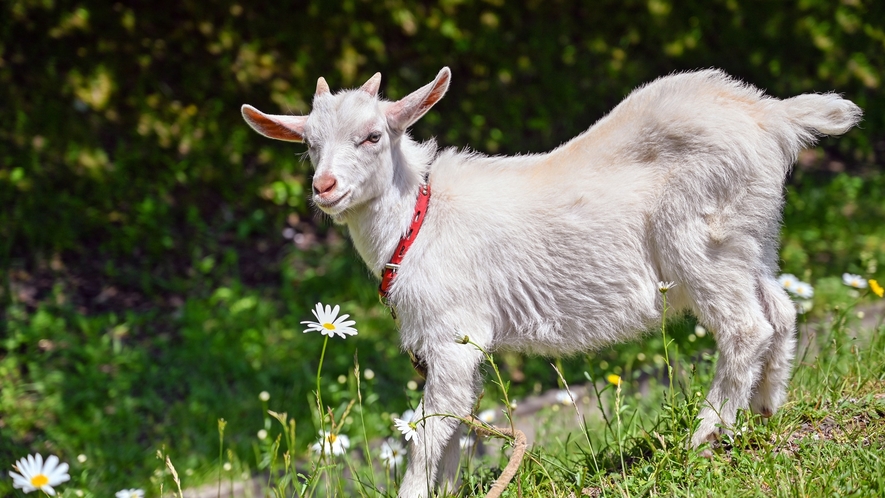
[241,104,307,142]
[386,67,451,132]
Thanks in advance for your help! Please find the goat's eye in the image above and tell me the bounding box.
[364,132,382,144]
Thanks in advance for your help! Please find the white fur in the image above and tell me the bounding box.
[242,68,861,497]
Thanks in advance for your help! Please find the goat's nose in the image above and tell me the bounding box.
[313,174,337,196]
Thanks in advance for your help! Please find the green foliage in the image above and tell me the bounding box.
[1,0,884,275]
[782,167,885,276]
[0,276,413,493]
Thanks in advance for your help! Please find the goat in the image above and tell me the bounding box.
[241,67,861,497]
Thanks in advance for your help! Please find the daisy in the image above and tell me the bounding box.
[378,439,405,470]
[459,435,475,451]
[842,273,868,289]
[477,408,496,424]
[555,389,575,406]
[657,281,676,293]
[777,274,799,291]
[792,281,814,299]
[311,430,350,457]
[796,299,813,315]
[393,418,420,443]
[116,490,145,498]
[400,409,415,422]
[301,303,358,339]
[9,453,70,495]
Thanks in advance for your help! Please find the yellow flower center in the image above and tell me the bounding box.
[328,434,337,443]
[322,323,335,330]
[30,474,49,487]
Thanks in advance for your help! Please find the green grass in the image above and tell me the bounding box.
[2,166,884,497]
[8,294,882,497]
[506,309,885,497]
[155,296,883,498]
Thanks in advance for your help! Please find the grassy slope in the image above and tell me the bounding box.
[495,312,885,497]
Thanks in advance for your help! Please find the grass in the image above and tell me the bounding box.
[194,296,884,498]
[12,292,881,497]
[2,164,885,496]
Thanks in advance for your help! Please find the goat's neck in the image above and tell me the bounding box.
[345,144,427,278]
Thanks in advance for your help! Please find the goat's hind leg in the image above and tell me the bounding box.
[689,276,776,447]
[749,276,797,418]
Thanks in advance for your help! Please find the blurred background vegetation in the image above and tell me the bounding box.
[1,0,884,494]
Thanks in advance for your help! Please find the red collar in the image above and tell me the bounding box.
[379,183,431,302]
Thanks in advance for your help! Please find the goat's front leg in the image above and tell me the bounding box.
[398,342,484,498]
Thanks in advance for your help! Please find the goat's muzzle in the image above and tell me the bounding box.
[312,174,338,197]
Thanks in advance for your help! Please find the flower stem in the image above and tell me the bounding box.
[661,292,676,423]
[316,335,329,435]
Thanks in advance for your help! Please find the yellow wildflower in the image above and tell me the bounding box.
[606,374,622,386]
[870,279,884,298]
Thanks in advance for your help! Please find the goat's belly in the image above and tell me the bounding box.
[496,310,657,356]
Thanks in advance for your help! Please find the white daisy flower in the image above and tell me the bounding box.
[393,418,420,443]
[792,281,814,299]
[657,281,676,293]
[301,303,358,339]
[378,439,405,470]
[9,453,70,495]
[796,299,814,315]
[842,273,868,289]
[116,489,146,498]
[311,430,350,457]
[555,389,575,406]
[477,408,497,424]
[460,435,475,450]
[777,274,799,291]
[400,409,415,422]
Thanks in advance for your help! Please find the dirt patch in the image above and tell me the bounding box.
[772,395,885,455]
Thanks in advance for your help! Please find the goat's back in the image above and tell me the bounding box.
[401,70,860,354]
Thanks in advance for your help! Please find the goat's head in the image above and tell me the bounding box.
[241,67,451,220]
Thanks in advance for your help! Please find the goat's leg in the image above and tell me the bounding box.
[749,276,797,417]
[399,343,484,498]
[436,429,464,494]
[691,290,775,447]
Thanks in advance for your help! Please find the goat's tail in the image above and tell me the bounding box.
[780,93,863,138]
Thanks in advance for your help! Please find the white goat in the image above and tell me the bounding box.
[241,68,861,497]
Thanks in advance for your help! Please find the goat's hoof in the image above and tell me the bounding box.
[750,401,774,418]
[690,429,718,448]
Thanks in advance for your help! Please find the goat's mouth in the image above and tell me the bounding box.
[314,189,351,212]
